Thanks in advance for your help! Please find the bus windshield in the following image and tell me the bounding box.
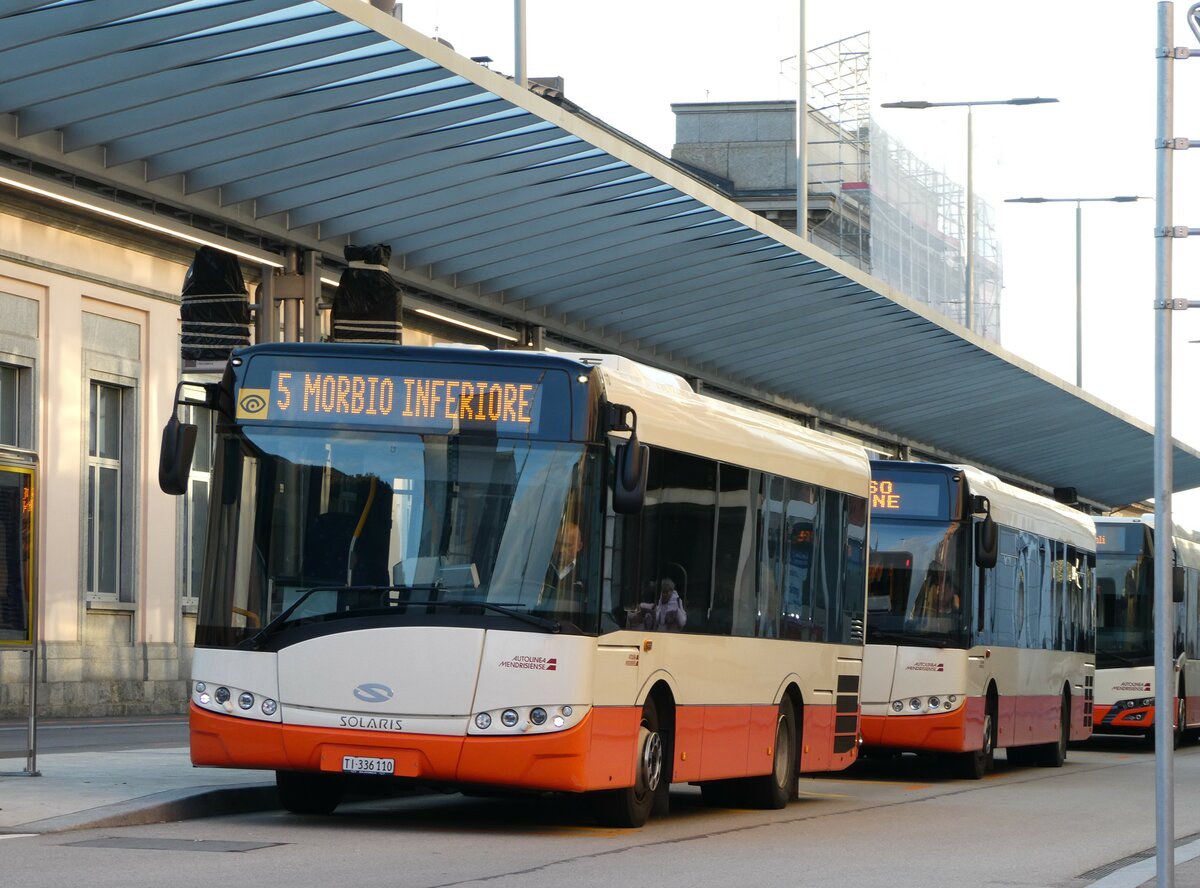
[195,426,602,647]
[867,519,970,647]
[1095,550,1153,668]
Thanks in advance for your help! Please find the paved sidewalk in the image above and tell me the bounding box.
[0,745,276,834]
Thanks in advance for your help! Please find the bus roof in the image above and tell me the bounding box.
[1097,515,1200,569]
[587,355,870,497]
[876,461,1097,552]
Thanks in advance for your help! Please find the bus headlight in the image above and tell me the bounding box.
[475,712,492,730]
[215,687,231,704]
[530,707,548,726]
[261,698,278,716]
[501,709,520,728]
[238,692,255,710]
[892,700,904,712]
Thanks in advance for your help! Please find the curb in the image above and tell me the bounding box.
[5,783,279,835]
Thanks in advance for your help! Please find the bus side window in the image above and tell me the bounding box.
[757,475,785,639]
[992,528,1018,646]
[712,464,754,637]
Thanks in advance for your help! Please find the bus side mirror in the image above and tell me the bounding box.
[158,411,197,496]
[613,439,648,514]
[969,506,998,568]
[1173,565,1186,604]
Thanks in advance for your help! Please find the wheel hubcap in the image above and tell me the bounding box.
[638,727,663,795]
[982,713,993,756]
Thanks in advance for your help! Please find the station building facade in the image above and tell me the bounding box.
[0,195,484,719]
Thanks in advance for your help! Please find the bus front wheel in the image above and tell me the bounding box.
[591,698,665,828]
[957,704,995,780]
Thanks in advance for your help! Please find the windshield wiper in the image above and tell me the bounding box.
[244,586,561,648]
[244,583,443,649]
[1099,650,1152,667]
[866,628,950,648]
[422,600,561,633]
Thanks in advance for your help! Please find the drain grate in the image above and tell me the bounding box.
[1078,850,1154,880]
[1076,831,1200,881]
[65,837,283,853]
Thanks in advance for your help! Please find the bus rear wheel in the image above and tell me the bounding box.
[276,770,343,815]
[1034,695,1069,768]
[592,698,665,828]
[702,699,799,809]
[742,698,798,809]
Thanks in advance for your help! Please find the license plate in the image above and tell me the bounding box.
[341,755,395,775]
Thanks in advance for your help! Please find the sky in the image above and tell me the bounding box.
[390,0,1200,518]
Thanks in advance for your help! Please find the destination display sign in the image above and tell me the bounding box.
[1095,524,1146,554]
[869,473,952,520]
[233,355,572,438]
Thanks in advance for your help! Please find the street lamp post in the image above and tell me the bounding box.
[1005,195,1147,388]
[880,98,1059,335]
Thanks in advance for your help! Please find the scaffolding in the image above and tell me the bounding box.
[783,33,1003,341]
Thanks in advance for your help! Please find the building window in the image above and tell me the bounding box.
[86,381,125,600]
[182,405,214,607]
[0,364,18,447]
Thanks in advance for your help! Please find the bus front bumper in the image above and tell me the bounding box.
[190,702,639,793]
[1093,701,1156,734]
[859,698,984,754]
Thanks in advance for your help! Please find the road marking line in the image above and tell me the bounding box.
[0,834,38,840]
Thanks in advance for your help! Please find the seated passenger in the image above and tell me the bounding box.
[651,578,687,632]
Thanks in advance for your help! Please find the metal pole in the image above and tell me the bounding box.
[1075,202,1083,388]
[1153,4,1175,887]
[514,0,527,88]
[796,0,808,239]
[966,106,975,333]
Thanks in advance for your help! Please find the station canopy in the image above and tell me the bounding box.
[2,0,1198,510]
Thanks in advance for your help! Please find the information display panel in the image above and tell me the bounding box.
[1095,523,1149,555]
[869,467,956,521]
[233,354,574,439]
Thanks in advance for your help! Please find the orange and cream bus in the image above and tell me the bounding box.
[1093,516,1200,747]
[161,343,870,827]
[860,461,1096,778]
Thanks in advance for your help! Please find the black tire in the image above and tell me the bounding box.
[275,770,343,815]
[1035,694,1069,768]
[702,699,799,809]
[591,698,666,828]
[741,698,799,809]
[957,702,996,780]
